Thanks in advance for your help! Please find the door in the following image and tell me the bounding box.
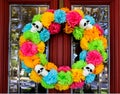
[0,0,120,93]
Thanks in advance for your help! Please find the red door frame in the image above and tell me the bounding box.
[64,0,120,93]
[0,0,120,93]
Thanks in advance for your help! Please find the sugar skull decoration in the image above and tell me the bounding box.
[83,64,95,76]
[34,64,48,77]
[19,8,108,91]
[31,21,43,32]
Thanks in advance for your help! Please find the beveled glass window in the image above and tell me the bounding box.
[8,5,49,93]
[71,5,110,93]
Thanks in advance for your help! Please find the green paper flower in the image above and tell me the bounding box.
[37,53,48,65]
[57,71,73,85]
[23,30,40,44]
[32,14,42,22]
[73,27,84,40]
[72,60,87,69]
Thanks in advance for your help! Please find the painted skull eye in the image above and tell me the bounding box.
[40,68,44,71]
[86,67,89,69]
[32,23,35,26]
[90,69,92,72]
[87,20,90,23]
[84,23,87,26]
[36,25,39,29]
[38,70,40,73]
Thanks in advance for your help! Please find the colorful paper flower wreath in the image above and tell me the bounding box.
[19,7,108,91]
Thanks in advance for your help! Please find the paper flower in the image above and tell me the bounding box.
[88,39,104,52]
[22,23,32,32]
[94,63,104,74]
[19,36,27,46]
[54,9,66,24]
[64,23,74,34]
[30,70,42,83]
[55,83,69,91]
[101,51,108,62]
[71,69,85,82]
[94,24,104,35]
[70,82,84,89]
[23,55,40,68]
[37,41,45,53]
[44,62,58,70]
[21,62,32,73]
[79,50,87,61]
[20,41,38,56]
[85,15,95,25]
[85,74,96,84]
[43,69,58,84]
[32,14,42,22]
[48,22,61,34]
[66,11,82,27]
[40,28,50,42]
[99,36,108,49]
[57,71,73,85]
[86,50,103,66]
[41,79,55,89]
[74,9,84,18]
[73,27,84,40]
[80,37,89,50]
[58,66,71,72]
[47,9,54,13]
[83,26,101,42]
[41,12,54,28]
[23,30,40,44]
[61,7,70,13]
[72,60,87,69]
[37,53,48,65]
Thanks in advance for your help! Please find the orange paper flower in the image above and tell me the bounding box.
[30,70,42,83]
[37,41,45,53]
[80,37,89,50]
[99,36,108,49]
[71,69,85,82]
[94,63,104,74]
[55,83,69,91]
[61,7,70,13]
[64,23,74,34]
[45,62,58,70]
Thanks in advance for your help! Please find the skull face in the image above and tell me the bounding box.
[79,19,93,30]
[83,64,95,76]
[34,64,48,77]
[31,21,43,32]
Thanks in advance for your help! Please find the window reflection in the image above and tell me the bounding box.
[71,5,109,93]
[9,5,49,93]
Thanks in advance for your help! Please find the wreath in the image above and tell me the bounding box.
[19,8,108,91]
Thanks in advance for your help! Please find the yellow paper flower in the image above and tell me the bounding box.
[80,37,89,50]
[41,12,54,28]
[74,9,84,18]
[19,35,26,46]
[99,36,108,49]
[84,26,101,42]
[37,41,45,53]
[71,69,85,82]
[30,70,42,83]
[64,23,74,34]
[44,62,58,70]
[94,63,104,74]
[61,7,70,13]
[55,83,69,91]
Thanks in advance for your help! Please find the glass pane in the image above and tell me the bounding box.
[71,5,110,93]
[9,5,49,93]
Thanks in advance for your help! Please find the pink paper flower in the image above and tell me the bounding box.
[58,66,71,72]
[47,9,54,13]
[70,82,84,89]
[94,24,104,35]
[48,22,61,34]
[66,11,82,27]
[20,41,38,56]
[86,50,103,66]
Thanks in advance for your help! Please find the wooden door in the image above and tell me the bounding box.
[63,0,120,93]
[0,0,120,93]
